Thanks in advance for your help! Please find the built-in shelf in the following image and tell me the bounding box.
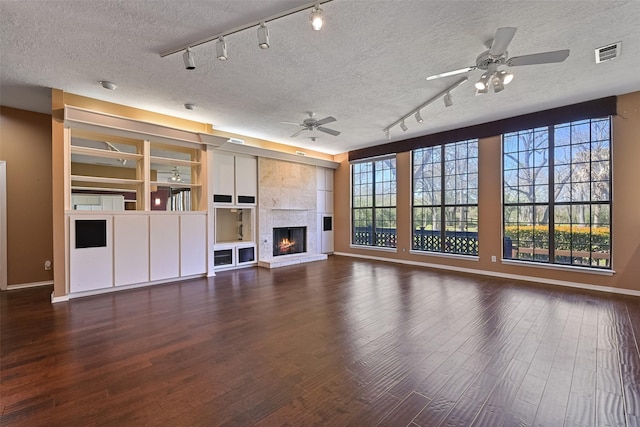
[150,180,201,189]
[149,156,201,168]
[70,145,143,161]
[70,175,143,186]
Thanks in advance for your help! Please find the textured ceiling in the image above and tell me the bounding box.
[1,1,639,155]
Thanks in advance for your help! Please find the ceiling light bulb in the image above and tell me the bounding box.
[183,47,195,70]
[400,121,408,132]
[492,73,505,92]
[257,22,270,49]
[216,36,228,61]
[475,72,490,90]
[415,111,423,123]
[443,93,453,108]
[501,70,514,85]
[309,4,324,31]
[99,80,117,90]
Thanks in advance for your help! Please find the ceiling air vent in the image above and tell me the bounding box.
[595,42,621,63]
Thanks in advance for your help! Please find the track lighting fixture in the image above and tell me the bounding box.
[99,80,117,90]
[309,4,324,31]
[183,47,195,70]
[383,77,467,136]
[257,22,270,49]
[216,37,228,60]
[443,93,453,108]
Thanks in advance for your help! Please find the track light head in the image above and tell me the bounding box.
[216,37,228,61]
[309,4,324,31]
[443,93,453,108]
[384,129,391,140]
[415,111,424,123]
[99,80,117,90]
[257,22,270,49]
[400,121,408,132]
[183,47,195,70]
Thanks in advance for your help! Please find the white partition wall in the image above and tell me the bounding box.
[114,215,149,286]
[150,215,180,281]
[69,215,113,292]
[180,214,207,276]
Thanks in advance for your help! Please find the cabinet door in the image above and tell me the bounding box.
[235,156,257,204]
[180,214,207,276]
[213,152,235,203]
[70,216,113,292]
[114,215,149,286]
[149,215,180,281]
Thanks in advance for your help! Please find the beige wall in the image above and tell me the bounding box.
[334,91,640,293]
[0,106,53,285]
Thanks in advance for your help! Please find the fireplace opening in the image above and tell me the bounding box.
[273,226,307,256]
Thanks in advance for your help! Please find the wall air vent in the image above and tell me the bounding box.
[595,42,621,63]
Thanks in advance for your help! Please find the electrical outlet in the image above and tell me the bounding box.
[491,256,496,263]
[44,260,52,270]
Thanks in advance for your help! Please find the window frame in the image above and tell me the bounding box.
[502,117,612,270]
[350,155,397,249]
[411,139,479,256]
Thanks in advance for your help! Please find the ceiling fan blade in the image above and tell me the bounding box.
[489,27,517,56]
[315,116,337,126]
[280,121,302,126]
[317,127,340,136]
[426,66,476,81]
[290,128,307,138]
[507,49,570,66]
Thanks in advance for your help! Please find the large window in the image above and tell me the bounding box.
[412,139,479,255]
[503,117,611,268]
[351,157,397,248]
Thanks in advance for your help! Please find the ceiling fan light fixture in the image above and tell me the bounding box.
[309,4,324,31]
[183,47,195,70]
[475,72,490,90]
[170,167,182,182]
[500,70,514,85]
[216,36,228,60]
[443,93,453,108]
[492,73,505,92]
[400,121,408,132]
[415,111,424,123]
[257,22,270,49]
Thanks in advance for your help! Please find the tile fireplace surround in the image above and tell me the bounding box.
[257,158,327,268]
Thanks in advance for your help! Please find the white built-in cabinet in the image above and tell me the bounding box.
[212,151,258,270]
[69,213,207,294]
[317,167,334,254]
[213,152,257,205]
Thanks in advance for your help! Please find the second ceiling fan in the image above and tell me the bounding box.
[281,112,341,138]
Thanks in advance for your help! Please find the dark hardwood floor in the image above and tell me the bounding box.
[2,255,639,426]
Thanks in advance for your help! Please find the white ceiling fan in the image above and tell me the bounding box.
[281,112,341,138]
[426,27,570,94]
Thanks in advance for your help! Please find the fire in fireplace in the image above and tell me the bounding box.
[273,226,307,256]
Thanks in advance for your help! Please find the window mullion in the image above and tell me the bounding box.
[548,125,555,263]
[440,144,446,252]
